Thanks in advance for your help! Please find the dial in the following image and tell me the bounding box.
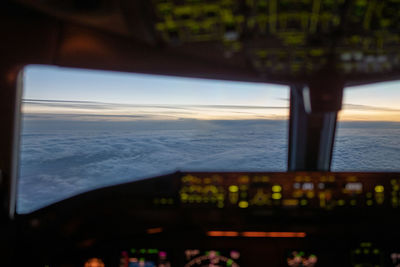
[184,250,239,267]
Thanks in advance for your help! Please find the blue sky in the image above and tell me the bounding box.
[24,65,288,106]
[22,65,400,121]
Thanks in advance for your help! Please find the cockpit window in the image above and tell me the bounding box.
[17,65,289,213]
[332,81,400,171]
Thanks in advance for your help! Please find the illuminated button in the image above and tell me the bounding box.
[238,201,249,208]
[84,258,104,267]
[272,193,282,200]
[375,185,384,193]
[272,185,282,192]
[229,185,239,193]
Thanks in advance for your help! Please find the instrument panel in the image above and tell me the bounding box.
[17,172,400,267]
[148,0,400,82]
[152,172,400,210]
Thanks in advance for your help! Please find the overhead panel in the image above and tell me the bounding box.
[149,0,400,83]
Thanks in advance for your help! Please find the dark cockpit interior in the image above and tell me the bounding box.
[1,0,400,266]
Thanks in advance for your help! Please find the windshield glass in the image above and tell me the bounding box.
[332,81,400,171]
[18,65,289,213]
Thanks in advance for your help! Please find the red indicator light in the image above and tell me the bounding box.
[242,231,306,238]
[146,227,163,234]
[207,231,306,238]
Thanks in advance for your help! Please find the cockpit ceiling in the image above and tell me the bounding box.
[13,0,400,84]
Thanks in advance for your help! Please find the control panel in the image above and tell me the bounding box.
[160,172,400,210]
[148,0,400,81]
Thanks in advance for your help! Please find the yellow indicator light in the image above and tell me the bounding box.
[306,191,315,199]
[238,201,249,208]
[338,199,345,206]
[262,176,269,182]
[229,185,239,193]
[300,199,308,206]
[361,242,372,247]
[283,199,299,206]
[239,175,249,183]
[272,185,282,192]
[272,193,282,200]
[217,202,224,208]
[375,185,384,193]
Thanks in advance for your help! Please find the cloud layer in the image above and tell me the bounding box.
[18,119,288,213]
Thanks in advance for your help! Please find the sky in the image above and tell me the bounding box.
[22,65,400,122]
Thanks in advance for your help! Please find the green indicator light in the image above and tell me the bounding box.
[272,185,282,192]
[229,185,239,193]
[148,249,159,254]
[361,242,372,247]
[227,259,233,266]
[300,199,308,206]
[139,258,145,262]
[139,249,146,254]
[131,248,137,253]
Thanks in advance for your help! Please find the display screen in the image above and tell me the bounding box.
[119,249,170,267]
[184,249,240,267]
